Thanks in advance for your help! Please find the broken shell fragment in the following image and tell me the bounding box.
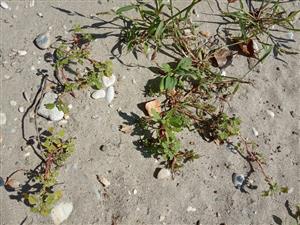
[213,48,233,68]
[51,202,73,225]
[232,173,245,189]
[145,99,161,117]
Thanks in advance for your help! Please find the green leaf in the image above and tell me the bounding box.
[164,75,177,90]
[45,103,55,109]
[57,129,65,138]
[161,63,172,73]
[155,21,165,40]
[116,5,136,14]
[28,195,37,205]
[176,57,192,70]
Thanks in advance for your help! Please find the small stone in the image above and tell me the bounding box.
[105,86,114,104]
[37,12,43,17]
[156,168,171,180]
[10,100,17,106]
[0,177,4,187]
[0,113,7,126]
[4,75,10,79]
[97,176,110,187]
[266,110,275,118]
[91,89,106,99]
[0,1,9,9]
[133,189,137,195]
[29,0,35,7]
[232,173,245,189]
[102,74,116,87]
[287,32,294,40]
[221,70,226,76]
[51,202,73,225]
[187,206,197,212]
[252,127,259,137]
[132,79,137,84]
[30,65,36,71]
[159,215,165,222]
[35,32,51,49]
[18,106,25,113]
[17,50,27,56]
[24,152,31,157]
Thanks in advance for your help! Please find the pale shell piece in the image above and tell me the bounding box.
[156,168,171,180]
[91,89,106,99]
[35,32,51,49]
[51,202,73,225]
[102,74,116,87]
[187,206,196,212]
[266,110,275,118]
[105,86,114,104]
[252,127,259,137]
[0,1,9,9]
[98,176,110,187]
[0,113,6,126]
[17,50,27,56]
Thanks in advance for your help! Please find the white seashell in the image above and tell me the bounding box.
[51,202,73,225]
[156,168,171,180]
[0,1,9,9]
[18,106,25,113]
[0,113,7,126]
[252,127,259,137]
[105,86,114,104]
[67,104,73,109]
[287,32,294,40]
[102,74,116,87]
[34,32,51,49]
[91,89,106,99]
[17,50,27,56]
[187,206,196,212]
[232,173,245,189]
[266,110,275,118]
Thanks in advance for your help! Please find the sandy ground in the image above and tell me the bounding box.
[0,1,299,225]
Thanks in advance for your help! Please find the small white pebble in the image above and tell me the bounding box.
[18,106,25,113]
[4,75,10,79]
[24,152,30,157]
[266,110,275,118]
[64,115,70,120]
[37,12,43,17]
[0,113,7,125]
[17,50,27,56]
[133,189,137,195]
[132,79,137,84]
[187,206,196,212]
[221,70,226,76]
[67,104,73,109]
[287,32,294,40]
[252,127,259,137]
[30,65,36,71]
[10,100,17,106]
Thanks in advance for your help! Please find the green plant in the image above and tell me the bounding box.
[222,0,300,60]
[23,128,75,216]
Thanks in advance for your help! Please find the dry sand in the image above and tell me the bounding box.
[0,0,299,225]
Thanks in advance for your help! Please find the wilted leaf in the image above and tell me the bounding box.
[238,39,256,57]
[145,99,161,117]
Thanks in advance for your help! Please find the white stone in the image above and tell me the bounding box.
[232,173,245,189]
[37,92,64,121]
[287,32,294,40]
[98,176,110,187]
[67,104,73,109]
[187,206,196,212]
[10,100,17,106]
[91,89,106,99]
[252,127,259,137]
[157,168,171,180]
[18,106,25,113]
[102,74,116,87]
[0,1,9,9]
[35,32,51,49]
[17,50,27,56]
[37,12,43,17]
[30,65,36,71]
[266,110,275,118]
[133,189,137,195]
[105,86,114,104]
[51,202,73,225]
[0,113,7,125]
[221,70,226,76]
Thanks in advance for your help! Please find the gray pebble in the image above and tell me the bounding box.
[34,32,51,49]
[99,145,108,151]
